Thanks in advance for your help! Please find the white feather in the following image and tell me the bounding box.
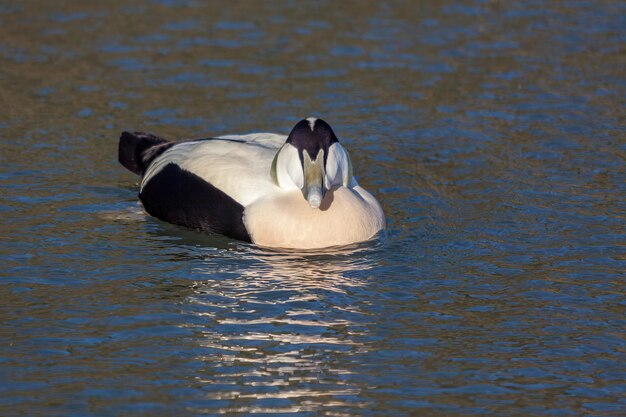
[217,132,286,149]
[244,185,385,249]
[274,144,304,190]
[324,143,355,189]
[141,133,287,206]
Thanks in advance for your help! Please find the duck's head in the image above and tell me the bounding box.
[271,117,354,209]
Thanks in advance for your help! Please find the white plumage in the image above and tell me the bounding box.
[143,133,284,206]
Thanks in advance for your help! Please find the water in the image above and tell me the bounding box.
[1,1,625,415]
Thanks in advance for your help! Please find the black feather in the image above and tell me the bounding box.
[118,131,172,175]
[286,118,338,165]
[139,163,251,242]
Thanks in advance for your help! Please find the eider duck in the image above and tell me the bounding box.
[118,118,385,249]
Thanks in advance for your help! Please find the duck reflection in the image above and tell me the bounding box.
[183,240,381,413]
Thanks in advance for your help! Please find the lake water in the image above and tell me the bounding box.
[1,1,625,416]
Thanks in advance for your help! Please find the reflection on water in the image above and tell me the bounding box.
[183,244,378,414]
[1,0,625,415]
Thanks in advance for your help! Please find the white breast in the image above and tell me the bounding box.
[243,185,385,249]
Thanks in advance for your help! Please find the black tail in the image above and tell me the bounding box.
[118,131,170,175]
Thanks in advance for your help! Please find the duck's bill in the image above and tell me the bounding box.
[302,150,326,209]
[305,185,323,208]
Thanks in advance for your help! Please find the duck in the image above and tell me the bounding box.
[118,117,385,249]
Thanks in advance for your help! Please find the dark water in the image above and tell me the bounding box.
[1,1,625,415]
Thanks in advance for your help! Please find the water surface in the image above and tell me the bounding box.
[1,1,625,416]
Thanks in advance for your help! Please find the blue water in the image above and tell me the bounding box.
[1,1,625,415]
